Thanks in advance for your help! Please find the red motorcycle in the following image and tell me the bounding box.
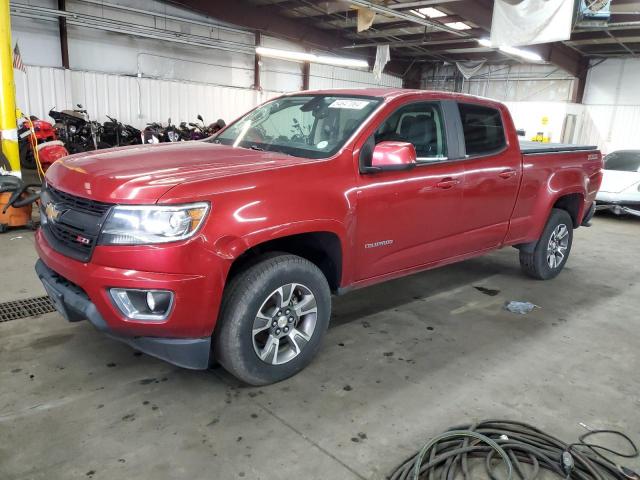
[18,116,69,172]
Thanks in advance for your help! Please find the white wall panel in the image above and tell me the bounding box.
[309,64,401,90]
[580,58,640,153]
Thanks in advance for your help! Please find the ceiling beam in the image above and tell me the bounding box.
[344,27,485,43]
[347,0,469,36]
[388,0,464,10]
[168,0,350,49]
[339,15,465,34]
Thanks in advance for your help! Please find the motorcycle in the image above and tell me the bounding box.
[18,115,68,172]
[18,116,57,169]
[142,121,164,144]
[102,115,141,147]
[49,105,109,154]
[141,116,226,144]
[207,118,226,136]
[163,118,183,143]
[186,115,226,140]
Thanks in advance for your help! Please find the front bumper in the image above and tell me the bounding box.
[34,228,225,338]
[596,201,640,217]
[36,259,211,369]
[596,192,640,217]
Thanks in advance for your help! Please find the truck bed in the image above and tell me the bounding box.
[519,140,598,155]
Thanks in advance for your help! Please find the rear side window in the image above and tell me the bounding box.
[604,151,640,172]
[458,103,506,156]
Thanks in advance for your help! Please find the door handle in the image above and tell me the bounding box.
[435,177,460,189]
[499,169,517,179]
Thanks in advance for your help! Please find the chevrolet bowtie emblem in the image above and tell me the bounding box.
[45,202,63,222]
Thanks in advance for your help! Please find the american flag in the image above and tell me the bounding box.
[13,44,26,73]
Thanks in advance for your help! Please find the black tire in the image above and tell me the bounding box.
[20,147,36,170]
[0,151,10,170]
[214,254,331,386]
[519,208,573,280]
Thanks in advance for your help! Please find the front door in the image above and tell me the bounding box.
[354,101,467,281]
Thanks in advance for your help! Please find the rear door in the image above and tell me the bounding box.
[455,102,522,251]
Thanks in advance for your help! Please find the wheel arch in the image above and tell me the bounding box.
[552,191,585,229]
[225,230,345,293]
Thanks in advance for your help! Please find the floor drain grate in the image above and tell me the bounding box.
[0,296,56,322]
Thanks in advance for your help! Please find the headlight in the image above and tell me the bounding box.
[99,202,209,245]
[69,125,77,133]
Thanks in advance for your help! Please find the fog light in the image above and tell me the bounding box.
[109,288,174,321]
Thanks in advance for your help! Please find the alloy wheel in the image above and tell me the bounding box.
[546,223,569,269]
[252,283,318,365]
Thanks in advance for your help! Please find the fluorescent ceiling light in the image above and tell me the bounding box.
[410,9,426,18]
[418,7,446,18]
[445,22,471,30]
[255,46,369,68]
[499,45,543,62]
[477,39,543,62]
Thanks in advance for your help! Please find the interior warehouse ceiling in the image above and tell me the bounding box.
[169,0,640,85]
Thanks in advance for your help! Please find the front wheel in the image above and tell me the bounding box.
[519,208,573,280]
[214,254,331,385]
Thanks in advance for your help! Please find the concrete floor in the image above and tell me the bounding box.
[1,213,639,480]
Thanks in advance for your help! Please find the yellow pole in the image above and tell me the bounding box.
[0,0,20,175]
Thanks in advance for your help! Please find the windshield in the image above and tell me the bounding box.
[210,95,382,159]
[604,151,640,172]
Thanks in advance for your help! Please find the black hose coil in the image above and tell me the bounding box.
[389,419,639,480]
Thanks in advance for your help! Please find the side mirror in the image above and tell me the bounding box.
[197,114,204,122]
[364,141,417,173]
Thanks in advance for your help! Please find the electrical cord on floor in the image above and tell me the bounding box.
[389,419,639,480]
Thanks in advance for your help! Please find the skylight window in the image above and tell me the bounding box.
[417,7,447,18]
[445,22,471,30]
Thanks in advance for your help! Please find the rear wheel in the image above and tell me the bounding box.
[20,147,36,170]
[214,254,331,385]
[519,208,573,280]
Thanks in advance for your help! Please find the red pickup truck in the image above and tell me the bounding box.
[35,89,603,385]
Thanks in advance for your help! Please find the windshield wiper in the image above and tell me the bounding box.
[249,145,264,151]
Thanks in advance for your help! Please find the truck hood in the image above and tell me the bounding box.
[46,142,313,203]
[599,169,640,193]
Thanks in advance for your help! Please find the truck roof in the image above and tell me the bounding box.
[279,88,506,107]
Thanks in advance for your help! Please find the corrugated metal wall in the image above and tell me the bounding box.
[309,64,402,90]
[15,66,280,128]
[576,58,640,154]
[421,64,576,102]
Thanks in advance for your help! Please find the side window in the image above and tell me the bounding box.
[374,102,447,161]
[458,103,506,156]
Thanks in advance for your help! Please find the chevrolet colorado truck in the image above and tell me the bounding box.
[35,89,603,385]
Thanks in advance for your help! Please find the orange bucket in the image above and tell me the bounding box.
[0,192,34,233]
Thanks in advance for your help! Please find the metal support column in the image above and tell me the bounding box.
[0,0,20,174]
[302,61,310,90]
[58,0,70,69]
[254,31,261,91]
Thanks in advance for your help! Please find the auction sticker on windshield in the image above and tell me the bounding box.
[328,99,371,110]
